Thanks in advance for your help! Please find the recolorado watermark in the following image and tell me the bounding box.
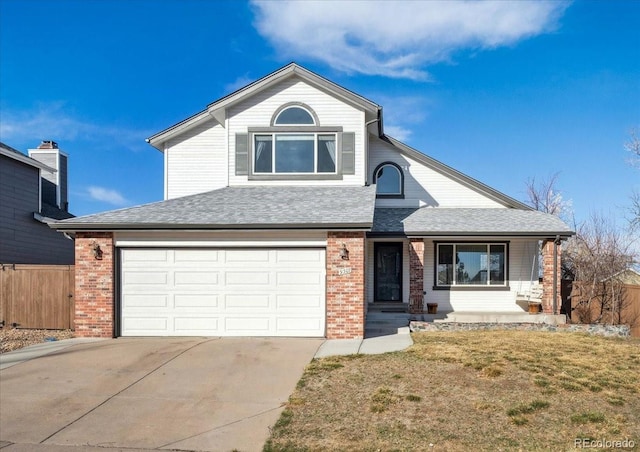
[574,438,636,449]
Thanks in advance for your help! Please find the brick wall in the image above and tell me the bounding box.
[73,230,368,339]
[541,239,562,314]
[326,231,366,339]
[74,232,114,337]
[409,239,425,314]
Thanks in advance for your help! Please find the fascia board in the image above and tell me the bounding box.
[291,65,380,113]
[1,147,57,172]
[48,222,374,232]
[383,135,532,210]
[404,231,574,238]
[367,232,574,239]
[206,64,380,118]
[33,212,58,224]
[146,109,211,151]
[147,63,381,150]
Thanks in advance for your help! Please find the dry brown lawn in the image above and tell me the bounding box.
[265,331,640,451]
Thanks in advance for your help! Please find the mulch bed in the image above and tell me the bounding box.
[0,328,74,354]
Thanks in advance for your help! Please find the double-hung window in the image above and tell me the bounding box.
[436,243,507,287]
[253,133,337,174]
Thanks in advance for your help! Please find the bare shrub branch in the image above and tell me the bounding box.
[565,213,637,326]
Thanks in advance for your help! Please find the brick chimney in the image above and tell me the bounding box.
[28,140,69,211]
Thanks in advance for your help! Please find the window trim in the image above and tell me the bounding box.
[247,127,344,180]
[433,241,510,290]
[373,162,404,198]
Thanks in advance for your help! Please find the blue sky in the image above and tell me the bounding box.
[1,0,638,233]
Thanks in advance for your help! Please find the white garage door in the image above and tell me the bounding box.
[120,248,326,337]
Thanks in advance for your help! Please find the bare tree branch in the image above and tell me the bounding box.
[625,127,640,168]
[524,172,572,221]
[628,189,640,233]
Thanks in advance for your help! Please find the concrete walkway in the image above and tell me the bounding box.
[314,327,413,358]
[0,338,106,370]
[0,330,414,370]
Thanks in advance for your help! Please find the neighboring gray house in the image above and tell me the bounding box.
[0,141,74,265]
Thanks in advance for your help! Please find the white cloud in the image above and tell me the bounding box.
[251,0,569,80]
[383,125,412,142]
[224,74,255,94]
[0,102,152,152]
[377,94,434,141]
[87,186,128,206]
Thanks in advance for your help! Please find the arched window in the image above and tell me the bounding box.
[251,103,337,175]
[273,105,315,125]
[374,162,404,197]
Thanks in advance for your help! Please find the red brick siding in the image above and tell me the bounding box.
[74,231,368,339]
[409,239,425,314]
[541,239,562,314]
[326,232,366,339]
[74,232,114,337]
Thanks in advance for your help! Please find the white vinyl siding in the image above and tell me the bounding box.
[228,76,365,186]
[165,119,227,199]
[422,238,540,312]
[121,247,326,337]
[369,136,504,208]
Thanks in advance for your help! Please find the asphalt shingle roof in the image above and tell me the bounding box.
[52,186,573,237]
[52,185,377,230]
[373,207,573,237]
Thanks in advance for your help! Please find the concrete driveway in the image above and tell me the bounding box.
[0,337,322,452]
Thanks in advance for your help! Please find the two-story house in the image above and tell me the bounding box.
[51,63,573,339]
[1,140,74,265]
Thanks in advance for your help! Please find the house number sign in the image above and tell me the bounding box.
[338,267,352,276]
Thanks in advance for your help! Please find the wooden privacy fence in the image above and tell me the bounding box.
[570,282,640,338]
[0,264,75,330]
[626,285,640,337]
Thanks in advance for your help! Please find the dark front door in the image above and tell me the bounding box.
[374,242,403,302]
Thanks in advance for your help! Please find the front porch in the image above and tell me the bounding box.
[365,302,567,338]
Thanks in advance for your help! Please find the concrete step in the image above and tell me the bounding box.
[365,312,410,337]
[367,303,408,313]
[365,326,411,338]
[366,312,412,321]
[366,311,450,323]
[434,312,566,325]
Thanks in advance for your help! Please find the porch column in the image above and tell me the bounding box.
[409,238,425,314]
[74,232,115,337]
[541,238,562,314]
[326,231,366,339]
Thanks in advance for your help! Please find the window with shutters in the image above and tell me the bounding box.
[237,103,355,180]
[253,133,336,174]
